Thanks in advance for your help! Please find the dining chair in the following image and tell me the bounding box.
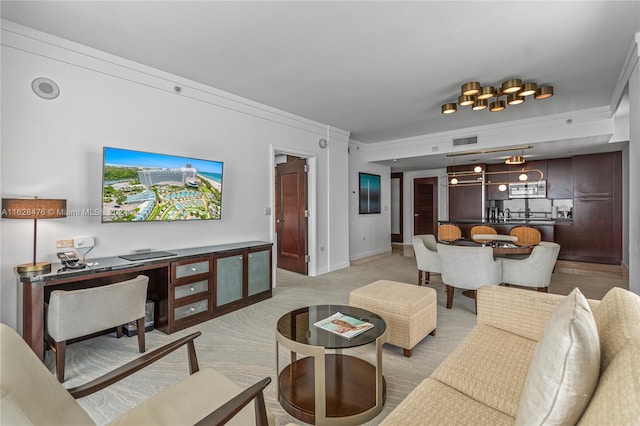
[509,226,542,246]
[47,275,149,382]
[470,225,497,244]
[438,224,462,242]
[501,242,561,292]
[412,234,441,285]
[0,323,273,425]
[437,243,502,313]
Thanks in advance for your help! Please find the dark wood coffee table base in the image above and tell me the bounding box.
[278,354,386,424]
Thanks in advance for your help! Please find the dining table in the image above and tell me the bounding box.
[442,238,534,258]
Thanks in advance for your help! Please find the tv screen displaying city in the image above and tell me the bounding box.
[102,147,223,222]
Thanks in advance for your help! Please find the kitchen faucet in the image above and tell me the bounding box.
[504,208,511,220]
[526,208,531,218]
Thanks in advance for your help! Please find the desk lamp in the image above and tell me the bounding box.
[1,196,67,273]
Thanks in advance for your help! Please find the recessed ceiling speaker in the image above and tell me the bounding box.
[31,77,60,100]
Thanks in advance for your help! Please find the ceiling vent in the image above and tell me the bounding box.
[452,136,478,146]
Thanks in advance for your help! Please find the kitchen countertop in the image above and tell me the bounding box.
[440,219,573,225]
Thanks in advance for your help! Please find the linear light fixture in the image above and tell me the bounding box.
[442,79,553,114]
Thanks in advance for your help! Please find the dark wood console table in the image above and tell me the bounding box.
[17,241,272,361]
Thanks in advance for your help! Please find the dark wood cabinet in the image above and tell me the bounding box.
[571,152,622,264]
[554,222,574,259]
[486,163,510,200]
[448,164,483,220]
[573,153,615,197]
[520,160,547,183]
[547,157,573,199]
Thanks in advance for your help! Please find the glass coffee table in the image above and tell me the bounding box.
[276,304,387,425]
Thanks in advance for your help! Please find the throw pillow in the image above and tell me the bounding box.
[515,288,600,426]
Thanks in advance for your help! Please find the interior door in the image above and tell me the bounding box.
[413,177,438,236]
[275,157,308,274]
[391,173,403,242]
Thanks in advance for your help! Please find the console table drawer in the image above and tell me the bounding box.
[174,279,209,300]
[175,259,210,279]
[174,299,209,321]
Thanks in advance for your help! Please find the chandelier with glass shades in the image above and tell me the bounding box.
[441,79,553,114]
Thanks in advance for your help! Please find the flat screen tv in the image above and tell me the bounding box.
[102,147,223,222]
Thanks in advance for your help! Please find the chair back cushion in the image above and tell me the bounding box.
[510,226,542,247]
[0,324,95,425]
[437,244,502,290]
[412,235,441,273]
[48,275,149,342]
[438,224,462,242]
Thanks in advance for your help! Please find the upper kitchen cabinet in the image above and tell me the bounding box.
[519,160,547,183]
[486,163,509,200]
[573,152,619,197]
[547,157,573,199]
[448,164,484,220]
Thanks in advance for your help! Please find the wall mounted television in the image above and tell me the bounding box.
[102,147,223,222]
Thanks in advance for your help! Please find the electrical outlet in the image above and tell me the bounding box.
[73,236,95,249]
[56,239,74,248]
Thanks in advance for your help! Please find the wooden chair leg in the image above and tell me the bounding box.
[116,325,123,338]
[403,348,412,357]
[446,285,454,309]
[473,289,478,314]
[425,271,430,285]
[537,287,548,293]
[55,340,66,382]
[136,317,146,353]
[418,270,422,285]
[429,328,437,336]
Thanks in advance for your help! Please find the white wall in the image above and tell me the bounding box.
[627,35,639,294]
[348,141,391,260]
[0,21,350,328]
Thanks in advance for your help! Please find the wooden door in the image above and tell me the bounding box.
[413,177,438,235]
[391,173,403,242]
[275,158,308,274]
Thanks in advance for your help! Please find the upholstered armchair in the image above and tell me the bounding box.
[437,244,502,312]
[0,323,273,425]
[47,275,149,382]
[412,234,441,285]
[501,241,561,292]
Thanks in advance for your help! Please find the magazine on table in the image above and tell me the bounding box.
[313,312,374,339]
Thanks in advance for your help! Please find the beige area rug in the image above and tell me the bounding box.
[44,253,475,425]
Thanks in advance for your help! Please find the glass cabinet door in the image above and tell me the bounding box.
[216,254,243,306]
[248,249,270,296]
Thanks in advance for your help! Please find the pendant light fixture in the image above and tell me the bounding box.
[441,78,553,114]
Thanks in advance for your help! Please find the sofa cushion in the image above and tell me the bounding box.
[592,286,640,371]
[515,288,600,426]
[380,377,513,426]
[577,343,640,425]
[431,324,536,417]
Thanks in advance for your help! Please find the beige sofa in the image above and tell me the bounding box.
[381,285,640,425]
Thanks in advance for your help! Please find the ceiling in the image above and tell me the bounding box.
[2,1,638,170]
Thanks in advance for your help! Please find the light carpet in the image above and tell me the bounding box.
[48,254,481,425]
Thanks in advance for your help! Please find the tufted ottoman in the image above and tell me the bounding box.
[349,280,437,357]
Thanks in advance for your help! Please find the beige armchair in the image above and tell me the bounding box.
[437,244,502,312]
[501,241,561,292]
[0,323,273,426]
[47,275,149,382]
[412,234,441,285]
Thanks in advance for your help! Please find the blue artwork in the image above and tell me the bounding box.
[359,173,381,214]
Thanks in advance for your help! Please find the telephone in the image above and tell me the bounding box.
[57,251,86,269]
